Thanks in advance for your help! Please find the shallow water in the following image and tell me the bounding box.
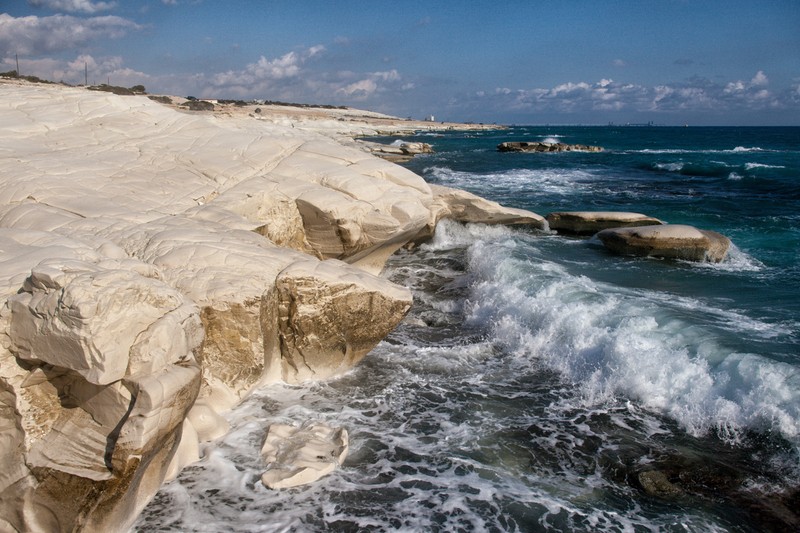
[135,126,800,532]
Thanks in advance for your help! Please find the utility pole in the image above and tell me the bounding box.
[85,62,88,85]
[15,53,20,77]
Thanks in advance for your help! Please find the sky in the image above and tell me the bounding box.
[1,0,799,125]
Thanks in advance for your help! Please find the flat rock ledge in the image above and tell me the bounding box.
[356,139,434,163]
[547,211,663,235]
[596,224,731,263]
[498,141,603,153]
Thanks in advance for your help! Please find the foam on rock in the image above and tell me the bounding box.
[260,422,349,489]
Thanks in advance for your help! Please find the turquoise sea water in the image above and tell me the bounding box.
[136,127,800,532]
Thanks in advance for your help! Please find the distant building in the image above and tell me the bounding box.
[426,115,435,122]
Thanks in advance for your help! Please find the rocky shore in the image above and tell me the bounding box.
[0,79,542,532]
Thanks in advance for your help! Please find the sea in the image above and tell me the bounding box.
[134,126,800,532]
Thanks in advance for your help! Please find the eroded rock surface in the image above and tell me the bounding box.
[0,81,542,530]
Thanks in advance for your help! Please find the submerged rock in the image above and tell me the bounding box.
[260,422,349,489]
[547,211,663,235]
[497,141,603,153]
[596,224,731,262]
[637,470,683,498]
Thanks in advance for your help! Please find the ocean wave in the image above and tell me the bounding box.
[744,162,786,170]
[457,231,800,445]
[636,146,780,155]
[423,166,599,197]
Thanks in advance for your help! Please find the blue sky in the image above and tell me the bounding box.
[2,0,799,125]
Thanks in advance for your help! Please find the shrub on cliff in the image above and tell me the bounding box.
[181,99,215,111]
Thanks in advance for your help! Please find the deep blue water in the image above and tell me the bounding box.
[136,127,800,532]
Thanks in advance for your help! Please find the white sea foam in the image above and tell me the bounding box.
[744,162,785,170]
[728,172,744,180]
[731,146,765,152]
[461,235,800,444]
[424,166,599,197]
[654,162,685,172]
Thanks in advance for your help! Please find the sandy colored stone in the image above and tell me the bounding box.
[261,422,349,489]
[546,211,663,235]
[274,258,412,383]
[597,224,731,262]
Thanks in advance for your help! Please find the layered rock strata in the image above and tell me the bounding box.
[596,224,731,262]
[547,211,663,235]
[0,80,544,531]
[497,141,603,153]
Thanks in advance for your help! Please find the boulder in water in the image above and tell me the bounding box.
[596,224,730,262]
[497,141,603,153]
[260,422,349,489]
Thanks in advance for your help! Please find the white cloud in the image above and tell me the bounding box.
[751,70,768,86]
[28,0,117,14]
[337,79,378,97]
[0,13,141,56]
[474,71,791,119]
[4,52,149,87]
[335,70,403,99]
[612,59,626,67]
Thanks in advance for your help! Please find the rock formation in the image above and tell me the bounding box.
[260,422,349,489]
[0,80,544,531]
[546,211,663,235]
[497,141,603,153]
[596,224,731,262]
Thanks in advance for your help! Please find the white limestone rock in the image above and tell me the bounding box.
[0,81,547,530]
[415,184,547,242]
[0,247,202,533]
[260,421,349,489]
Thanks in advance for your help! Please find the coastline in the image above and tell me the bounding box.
[0,78,539,532]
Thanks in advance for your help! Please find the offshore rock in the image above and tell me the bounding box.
[498,141,603,153]
[597,224,731,262]
[547,211,663,235]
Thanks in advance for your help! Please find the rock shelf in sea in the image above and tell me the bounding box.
[497,141,603,152]
[0,79,544,532]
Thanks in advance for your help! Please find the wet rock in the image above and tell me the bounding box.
[261,422,349,489]
[498,141,603,153]
[637,470,683,497]
[597,224,731,262]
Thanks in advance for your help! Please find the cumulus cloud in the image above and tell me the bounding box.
[2,52,150,87]
[28,0,116,14]
[335,69,404,100]
[0,13,141,56]
[474,71,786,118]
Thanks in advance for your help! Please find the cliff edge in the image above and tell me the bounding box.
[0,80,543,532]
